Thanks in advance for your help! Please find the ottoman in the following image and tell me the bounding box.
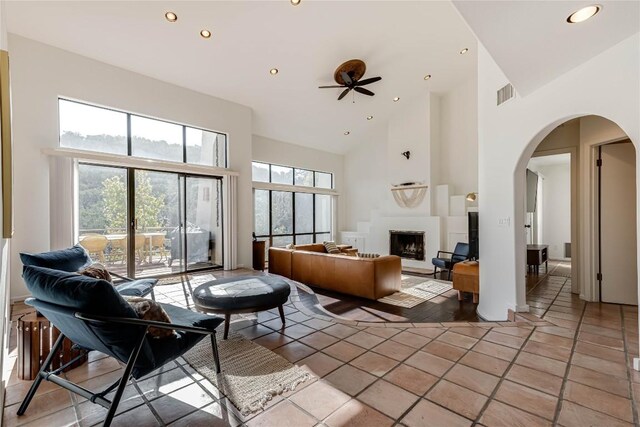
[192,275,291,339]
[452,261,479,303]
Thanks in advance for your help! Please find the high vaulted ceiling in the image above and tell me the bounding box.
[454,1,640,96]
[5,1,478,154]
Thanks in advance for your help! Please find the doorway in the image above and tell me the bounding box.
[598,140,637,304]
[77,163,224,278]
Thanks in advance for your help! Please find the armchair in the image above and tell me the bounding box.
[432,242,470,280]
[17,265,223,427]
[20,244,157,299]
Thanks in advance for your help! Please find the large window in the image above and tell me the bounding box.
[59,99,227,168]
[252,162,333,249]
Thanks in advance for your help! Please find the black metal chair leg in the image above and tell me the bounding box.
[17,333,66,416]
[223,313,230,340]
[278,305,286,326]
[102,331,148,427]
[447,268,452,281]
[210,333,221,374]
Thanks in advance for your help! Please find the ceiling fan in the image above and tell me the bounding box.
[318,59,382,101]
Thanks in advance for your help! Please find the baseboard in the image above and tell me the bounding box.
[10,295,28,304]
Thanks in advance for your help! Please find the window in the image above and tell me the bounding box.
[251,161,333,189]
[251,162,334,249]
[59,99,227,167]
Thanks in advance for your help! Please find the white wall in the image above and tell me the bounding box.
[252,134,345,231]
[438,76,479,195]
[529,161,571,260]
[476,33,640,321]
[8,35,254,298]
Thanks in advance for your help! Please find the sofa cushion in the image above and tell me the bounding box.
[358,252,380,258]
[20,245,92,273]
[323,241,340,254]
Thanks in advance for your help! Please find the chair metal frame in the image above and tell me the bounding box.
[17,311,221,427]
[432,250,469,280]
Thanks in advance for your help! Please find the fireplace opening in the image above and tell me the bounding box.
[389,231,425,261]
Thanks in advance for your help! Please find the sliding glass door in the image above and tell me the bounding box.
[77,163,223,278]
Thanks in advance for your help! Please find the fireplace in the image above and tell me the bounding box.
[389,231,425,261]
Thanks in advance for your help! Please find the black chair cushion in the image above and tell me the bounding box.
[452,242,470,263]
[192,275,291,311]
[115,279,158,297]
[432,258,453,269]
[20,245,92,273]
[23,265,136,317]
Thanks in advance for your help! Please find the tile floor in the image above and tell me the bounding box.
[3,271,640,426]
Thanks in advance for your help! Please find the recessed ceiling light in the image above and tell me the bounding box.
[291,0,301,5]
[200,29,212,39]
[424,74,432,80]
[367,115,373,120]
[567,5,601,23]
[269,68,279,75]
[393,97,400,102]
[344,131,350,135]
[459,48,469,55]
[164,12,177,22]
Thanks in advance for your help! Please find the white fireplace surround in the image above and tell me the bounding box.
[342,212,441,271]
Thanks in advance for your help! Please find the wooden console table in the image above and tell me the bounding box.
[527,244,549,274]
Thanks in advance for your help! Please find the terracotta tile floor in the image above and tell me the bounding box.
[3,270,640,426]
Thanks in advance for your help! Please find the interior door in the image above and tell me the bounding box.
[600,142,637,304]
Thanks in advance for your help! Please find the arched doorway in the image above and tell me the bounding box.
[515,115,637,308]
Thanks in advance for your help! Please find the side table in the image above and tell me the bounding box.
[17,313,88,380]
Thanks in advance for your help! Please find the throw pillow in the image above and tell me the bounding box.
[124,297,176,339]
[358,252,380,258]
[285,243,295,249]
[323,241,341,254]
[78,263,112,283]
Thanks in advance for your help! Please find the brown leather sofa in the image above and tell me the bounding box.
[268,244,402,300]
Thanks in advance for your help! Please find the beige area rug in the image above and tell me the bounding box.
[183,332,313,415]
[377,276,454,308]
[550,262,572,278]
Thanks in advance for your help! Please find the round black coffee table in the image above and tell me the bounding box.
[192,275,291,339]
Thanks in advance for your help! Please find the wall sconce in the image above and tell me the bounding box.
[466,192,478,202]
[401,151,411,160]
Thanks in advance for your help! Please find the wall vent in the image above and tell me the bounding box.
[497,83,514,106]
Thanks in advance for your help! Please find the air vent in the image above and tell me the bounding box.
[497,83,514,105]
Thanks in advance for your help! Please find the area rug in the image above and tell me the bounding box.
[183,332,313,415]
[377,276,453,308]
[550,262,572,278]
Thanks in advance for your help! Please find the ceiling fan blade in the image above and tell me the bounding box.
[318,85,345,89]
[355,76,382,86]
[340,71,353,86]
[338,87,351,100]
[354,87,375,96]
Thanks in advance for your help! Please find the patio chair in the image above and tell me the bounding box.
[17,265,223,427]
[79,233,108,264]
[20,244,158,299]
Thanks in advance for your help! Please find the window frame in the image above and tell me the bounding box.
[252,161,333,189]
[59,98,228,168]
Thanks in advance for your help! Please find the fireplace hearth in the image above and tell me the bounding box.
[389,231,425,261]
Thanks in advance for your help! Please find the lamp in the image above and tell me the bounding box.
[466,192,478,202]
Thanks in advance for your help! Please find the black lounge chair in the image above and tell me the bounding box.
[17,265,223,427]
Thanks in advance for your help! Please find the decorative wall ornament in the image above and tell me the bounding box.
[391,182,428,208]
[401,151,411,159]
